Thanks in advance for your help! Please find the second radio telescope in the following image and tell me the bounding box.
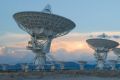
[86,38,119,70]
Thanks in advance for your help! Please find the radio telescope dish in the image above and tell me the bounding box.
[13,5,76,69]
[86,38,119,70]
[113,48,120,64]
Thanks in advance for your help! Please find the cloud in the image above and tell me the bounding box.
[0,33,29,46]
[88,32,120,39]
[0,32,119,64]
[0,46,34,64]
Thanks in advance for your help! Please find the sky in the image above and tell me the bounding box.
[0,0,120,64]
[1,0,120,34]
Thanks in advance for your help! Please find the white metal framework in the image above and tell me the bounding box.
[13,5,75,69]
[86,38,119,70]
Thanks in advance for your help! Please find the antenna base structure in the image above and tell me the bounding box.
[94,48,108,70]
[27,35,53,67]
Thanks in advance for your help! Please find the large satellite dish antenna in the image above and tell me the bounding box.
[112,48,120,64]
[86,38,119,70]
[13,4,75,69]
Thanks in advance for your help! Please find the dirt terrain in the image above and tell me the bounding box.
[0,70,119,80]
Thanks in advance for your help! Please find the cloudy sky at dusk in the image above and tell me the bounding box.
[0,0,120,64]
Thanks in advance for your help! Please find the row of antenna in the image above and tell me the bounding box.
[12,4,120,71]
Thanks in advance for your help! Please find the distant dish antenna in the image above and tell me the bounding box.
[42,4,52,14]
[89,33,111,39]
[78,61,87,70]
[97,33,109,38]
[86,38,119,70]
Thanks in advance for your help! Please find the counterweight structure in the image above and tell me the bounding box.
[86,38,119,70]
[13,5,75,68]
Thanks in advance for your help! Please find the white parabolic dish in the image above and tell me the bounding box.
[86,38,119,50]
[13,12,75,38]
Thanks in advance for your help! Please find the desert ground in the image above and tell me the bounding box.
[0,70,119,80]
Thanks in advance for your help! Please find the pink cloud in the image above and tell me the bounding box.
[0,32,119,63]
